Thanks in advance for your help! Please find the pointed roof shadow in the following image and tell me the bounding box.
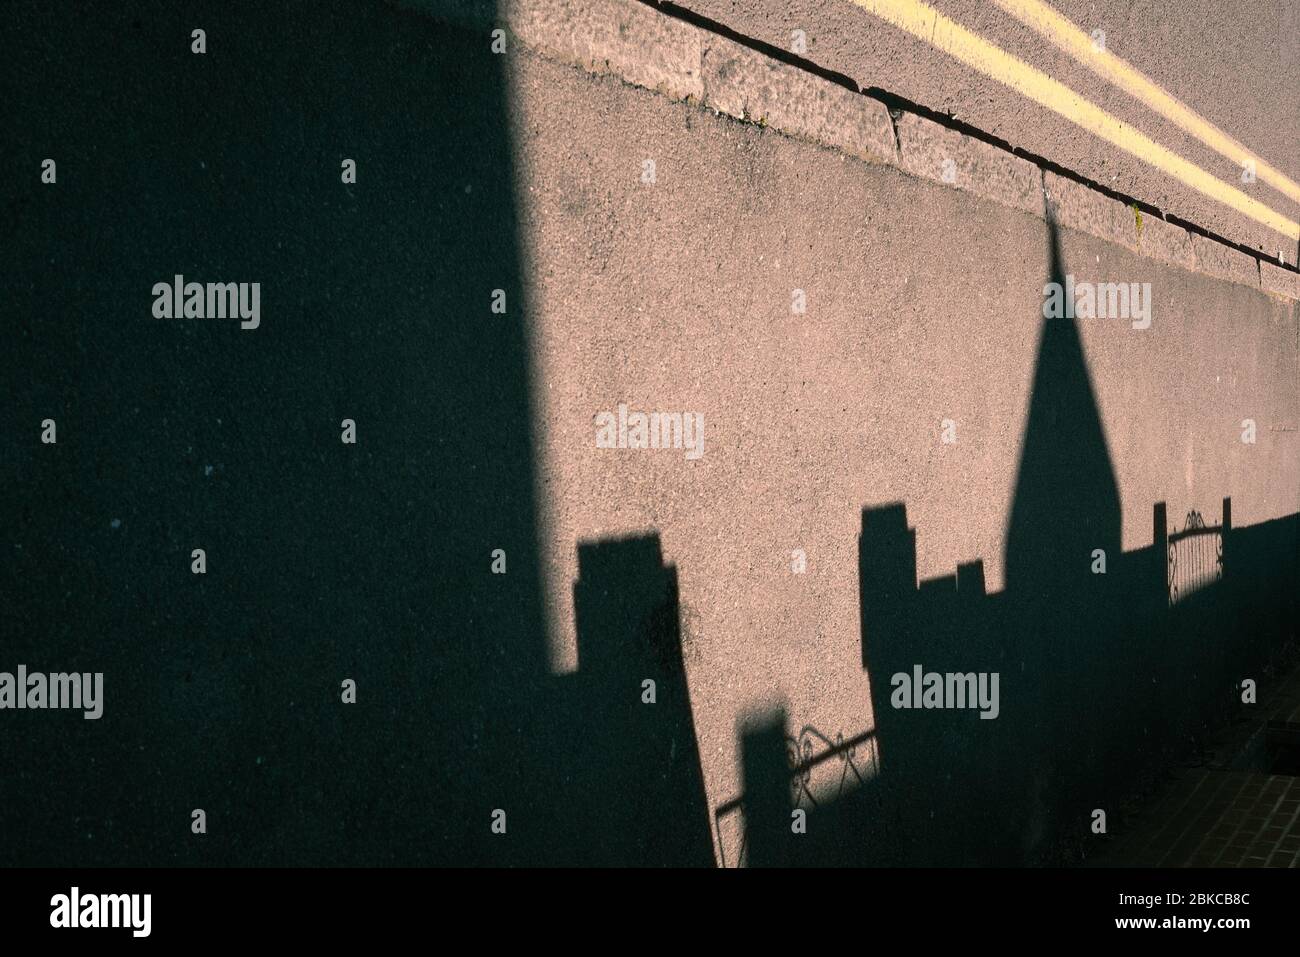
[1004,216,1122,594]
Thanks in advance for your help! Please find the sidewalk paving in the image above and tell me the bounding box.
[1098,664,1300,867]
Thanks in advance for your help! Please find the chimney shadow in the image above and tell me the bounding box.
[537,533,714,866]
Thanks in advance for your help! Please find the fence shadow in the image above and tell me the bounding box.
[739,217,1299,866]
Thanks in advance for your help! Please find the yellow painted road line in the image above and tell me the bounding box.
[990,0,1300,205]
[844,0,1300,240]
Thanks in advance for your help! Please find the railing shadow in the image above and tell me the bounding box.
[738,217,1298,866]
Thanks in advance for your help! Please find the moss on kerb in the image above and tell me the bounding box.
[1132,203,1143,240]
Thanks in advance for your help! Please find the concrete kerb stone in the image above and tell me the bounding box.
[700,37,896,166]
[1043,171,1138,251]
[894,112,1043,219]
[1260,260,1300,301]
[1135,214,1195,272]
[1191,234,1261,288]
[507,0,1285,294]
[507,0,704,103]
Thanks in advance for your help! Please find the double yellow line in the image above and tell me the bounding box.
[846,0,1299,241]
